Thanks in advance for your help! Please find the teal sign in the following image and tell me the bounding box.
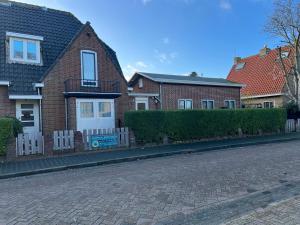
[90,135,118,149]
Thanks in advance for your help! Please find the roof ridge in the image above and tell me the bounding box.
[139,72,227,80]
[0,0,78,19]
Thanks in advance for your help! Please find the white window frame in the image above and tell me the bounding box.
[224,100,236,109]
[138,78,143,88]
[201,100,214,109]
[80,50,98,87]
[263,101,274,108]
[178,99,193,110]
[9,37,41,64]
[135,97,149,110]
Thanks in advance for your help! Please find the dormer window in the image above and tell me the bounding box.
[235,62,245,71]
[7,32,42,64]
[281,51,289,59]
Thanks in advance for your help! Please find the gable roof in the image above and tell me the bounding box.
[227,47,293,97]
[129,72,243,88]
[0,0,125,95]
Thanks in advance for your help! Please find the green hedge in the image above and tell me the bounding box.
[0,117,22,156]
[125,109,287,143]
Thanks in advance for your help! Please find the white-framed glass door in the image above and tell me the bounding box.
[76,99,115,132]
[16,100,40,134]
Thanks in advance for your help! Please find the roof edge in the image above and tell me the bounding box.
[39,22,88,82]
[132,72,243,88]
[241,93,284,99]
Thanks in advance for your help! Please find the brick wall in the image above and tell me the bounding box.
[128,77,160,110]
[129,76,241,110]
[0,86,15,117]
[42,24,128,136]
[161,83,241,109]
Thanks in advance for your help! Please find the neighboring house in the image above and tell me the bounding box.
[227,46,292,108]
[0,1,128,137]
[128,72,242,110]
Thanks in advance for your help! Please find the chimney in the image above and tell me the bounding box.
[259,45,271,57]
[234,57,241,65]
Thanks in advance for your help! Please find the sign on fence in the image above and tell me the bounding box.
[16,132,44,156]
[83,127,129,150]
[53,130,74,151]
[90,135,118,148]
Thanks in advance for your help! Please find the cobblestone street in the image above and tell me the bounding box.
[222,196,300,225]
[1,140,300,225]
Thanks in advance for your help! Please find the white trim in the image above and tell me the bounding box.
[201,99,215,109]
[241,93,283,99]
[0,81,10,86]
[9,37,41,64]
[63,92,121,95]
[6,32,44,41]
[80,50,98,87]
[137,72,244,87]
[135,97,149,110]
[178,99,193,110]
[33,83,44,88]
[128,92,159,97]
[9,95,42,100]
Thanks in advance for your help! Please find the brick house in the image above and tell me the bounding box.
[128,72,242,110]
[0,1,128,138]
[227,46,293,108]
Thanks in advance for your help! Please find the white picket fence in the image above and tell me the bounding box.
[285,119,300,133]
[16,132,44,156]
[53,130,75,151]
[82,127,129,150]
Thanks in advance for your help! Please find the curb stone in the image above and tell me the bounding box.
[1,135,300,180]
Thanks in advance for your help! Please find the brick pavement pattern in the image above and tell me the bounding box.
[222,196,300,225]
[1,140,300,225]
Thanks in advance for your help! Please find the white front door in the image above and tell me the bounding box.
[135,97,149,110]
[16,101,40,134]
[76,99,115,132]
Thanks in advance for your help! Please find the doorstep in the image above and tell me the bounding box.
[1,133,300,179]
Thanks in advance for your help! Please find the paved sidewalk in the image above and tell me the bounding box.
[1,133,300,179]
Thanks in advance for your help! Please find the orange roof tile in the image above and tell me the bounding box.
[227,47,293,97]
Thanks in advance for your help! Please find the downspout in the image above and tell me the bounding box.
[38,88,42,133]
[65,98,68,130]
[159,83,163,110]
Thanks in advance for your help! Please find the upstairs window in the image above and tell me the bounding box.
[81,50,98,86]
[9,38,41,64]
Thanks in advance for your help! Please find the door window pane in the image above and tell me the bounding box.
[99,102,112,117]
[27,42,37,60]
[13,40,23,59]
[82,52,96,81]
[80,102,94,118]
[137,103,146,110]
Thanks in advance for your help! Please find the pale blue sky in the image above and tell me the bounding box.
[15,0,278,80]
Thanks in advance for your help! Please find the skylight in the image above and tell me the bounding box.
[281,51,289,59]
[235,62,245,70]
